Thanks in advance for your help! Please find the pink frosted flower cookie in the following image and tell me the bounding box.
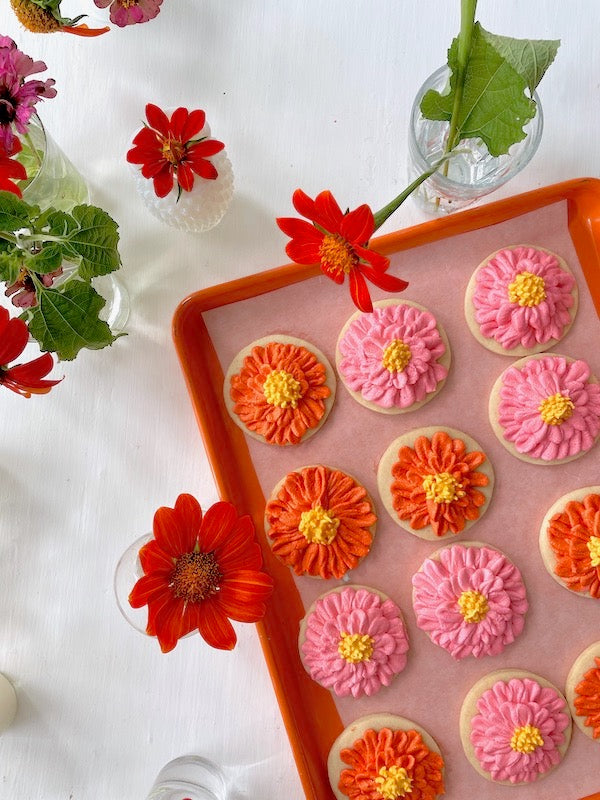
[412,542,528,660]
[299,586,409,698]
[336,300,451,414]
[460,670,572,784]
[489,353,600,464]
[465,245,577,356]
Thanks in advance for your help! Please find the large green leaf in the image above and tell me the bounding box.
[480,27,560,95]
[0,191,32,233]
[64,205,122,280]
[27,280,119,361]
[420,23,537,157]
[0,250,23,285]
[28,243,64,275]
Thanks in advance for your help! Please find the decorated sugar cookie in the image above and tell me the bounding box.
[566,641,600,740]
[299,585,409,698]
[489,353,600,464]
[460,670,571,784]
[539,486,600,598]
[336,300,451,414]
[412,542,528,660]
[225,335,336,445]
[465,245,578,356]
[328,713,445,800]
[265,465,376,579]
[378,427,493,540]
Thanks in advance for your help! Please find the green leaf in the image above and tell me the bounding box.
[28,243,64,275]
[38,209,79,238]
[0,191,32,233]
[27,280,119,361]
[0,250,23,285]
[64,205,122,280]
[480,28,560,95]
[420,23,537,157]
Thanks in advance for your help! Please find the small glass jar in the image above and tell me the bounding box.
[19,115,90,212]
[407,66,544,215]
[145,756,227,800]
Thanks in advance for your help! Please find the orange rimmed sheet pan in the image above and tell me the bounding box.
[173,178,600,800]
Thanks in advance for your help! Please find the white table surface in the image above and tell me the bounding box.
[0,2,598,798]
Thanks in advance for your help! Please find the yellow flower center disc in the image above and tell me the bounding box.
[338,632,374,663]
[375,765,413,799]
[587,536,600,568]
[262,369,302,408]
[510,724,544,754]
[457,590,489,623]
[508,271,547,307]
[298,506,340,544]
[538,392,575,425]
[422,472,465,504]
[319,234,356,276]
[382,339,412,373]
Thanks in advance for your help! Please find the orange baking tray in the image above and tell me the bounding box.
[172,178,600,800]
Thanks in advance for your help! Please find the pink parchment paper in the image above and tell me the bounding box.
[203,201,600,799]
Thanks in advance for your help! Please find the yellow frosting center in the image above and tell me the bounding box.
[587,536,600,567]
[538,392,575,425]
[375,766,413,799]
[510,724,544,754]
[422,472,465,504]
[508,271,547,307]
[298,506,340,544]
[262,369,302,408]
[457,590,489,623]
[319,234,356,276]
[338,632,374,663]
[382,339,412,373]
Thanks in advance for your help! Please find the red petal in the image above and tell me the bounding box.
[291,188,318,221]
[354,244,390,273]
[285,240,322,265]
[349,269,373,312]
[339,204,375,243]
[0,313,28,365]
[197,599,237,650]
[4,353,56,383]
[200,502,237,552]
[153,596,193,653]
[138,539,175,573]
[188,158,217,181]
[214,516,261,570]
[128,574,171,608]
[169,107,188,139]
[217,571,273,621]
[61,24,109,36]
[177,162,195,192]
[153,504,196,558]
[153,165,174,198]
[359,263,409,292]
[131,127,161,148]
[312,190,344,233]
[181,109,206,141]
[145,104,171,136]
[189,139,224,158]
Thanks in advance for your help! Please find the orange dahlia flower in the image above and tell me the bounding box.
[265,465,376,579]
[339,728,445,800]
[129,494,273,652]
[390,431,489,537]
[229,341,331,446]
[548,493,600,597]
[574,656,600,738]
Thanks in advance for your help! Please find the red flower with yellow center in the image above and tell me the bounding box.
[0,141,26,196]
[0,307,61,397]
[127,103,225,199]
[276,189,408,313]
[129,494,273,652]
[548,493,600,597]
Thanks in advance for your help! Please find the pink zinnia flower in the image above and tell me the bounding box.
[94,0,163,27]
[472,246,576,350]
[301,587,409,698]
[497,355,600,461]
[470,677,570,783]
[0,36,56,148]
[412,544,528,660]
[338,302,448,409]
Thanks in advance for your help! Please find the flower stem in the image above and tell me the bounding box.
[23,132,43,171]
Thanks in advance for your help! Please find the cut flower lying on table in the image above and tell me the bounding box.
[129,494,273,653]
[8,0,109,35]
[0,306,60,397]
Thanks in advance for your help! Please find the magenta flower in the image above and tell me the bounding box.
[412,544,528,660]
[301,587,409,698]
[470,677,570,783]
[497,355,600,461]
[94,0,163,27]
[0,37,56,148]
[338,302,447,409]
[5,267,64,309]
[472,246,576,350]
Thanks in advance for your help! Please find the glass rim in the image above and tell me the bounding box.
[409,65,544,190]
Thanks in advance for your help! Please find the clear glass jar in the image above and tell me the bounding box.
[145,756,227,800]
[408,66,544,215]
[19,115,90,212]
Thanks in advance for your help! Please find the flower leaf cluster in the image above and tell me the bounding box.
[421,20,559,157]
[0,190,123,361]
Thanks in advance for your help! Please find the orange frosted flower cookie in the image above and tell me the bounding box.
[328,714,445,800]
[265,465,376,579]
[566,641,600,741]
[225,335,335,445]
[378,427,494,540]
[539,486,600,598]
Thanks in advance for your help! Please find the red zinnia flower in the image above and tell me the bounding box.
[129,494,274,653]
[126,104,225,199]
[276,189,408,313]
[0,139,27,196]
[0,307,61,397]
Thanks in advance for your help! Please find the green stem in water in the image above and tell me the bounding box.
[22,132,43,171]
